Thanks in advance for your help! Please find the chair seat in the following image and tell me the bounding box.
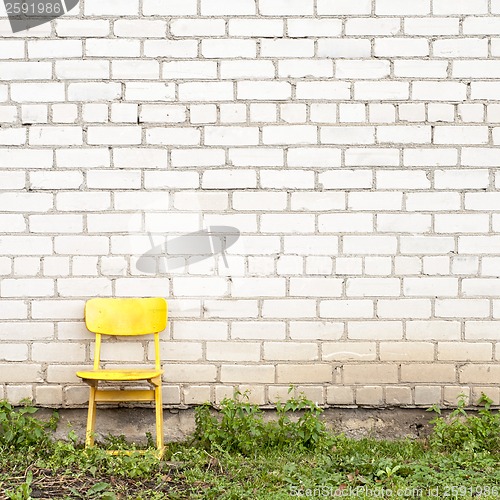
[77,368,163,382]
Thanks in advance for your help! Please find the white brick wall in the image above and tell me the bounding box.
[1,0,500,408]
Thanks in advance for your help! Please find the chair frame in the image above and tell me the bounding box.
[77,298,167,457]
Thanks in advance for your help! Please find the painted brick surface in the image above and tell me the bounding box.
[0,0,498,408]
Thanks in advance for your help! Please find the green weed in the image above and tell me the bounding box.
[0,400,58,451]
[428,393,500,452]
[193,390,332,455]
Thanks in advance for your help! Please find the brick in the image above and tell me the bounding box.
[323,342,376,361]
[433,0,488,15]
[403,278,457,296]
[264,342,318,361]
[297,82,350,100]
[261,39,314,58]
[263,126,317,145]
[348,321,403,340]
[146,127,200,145]
[262,299,316,318]
[344,364,398,384]
[376,0,430,15]
[57,149,109,168]
[231,321,285,340]
[35,386,63,406]
[318,39,371,58]
[87,126,141,145]
[438,342,492,362]
[0,62,52,80]
[85,0,138,15]
[69,83,122,103]
[0,364,43,383]
[385,386,412,406]
[413,82,467,102]
[202,39,256,58]
[0,193,52,213]
[403,148,457,166]
[433,38,487,58]
[345,148,400,166]
[221,365,274,383]
[58,278,111,297]
[320,300,374,319]
[405,18,459,35]
[356,386,383,405]
[220,61,274,80]
[203,300,258,319]
[435,169,489,189]
[375,38,429,57]
[406,321,460,340]
[231,278,285,298]
[347,278,400,297]
[377,214,431,233]
[378,299,431,319]
[55,20,110,37]
[459,364,500,384]
[436,299,489,318]
[381,342,434,361]
[346,18,401,36]
[0,129,25,146]
[143,0,196,15]
[126,83,175,102]
[86,39,141,57]
[29,126,82,146]
[277,364,331,383]
[291,192,344,211]
[28,40,82,59]
[238,81,291,100]
[327,386,354,405]
[11,83,65,103]
[290,278,342,298]
[259,0,312,16]
[434,126,488,145]
[183,386,211,405]
[114,60,159,80]
[321,126,374,145]
[0,344,28,362]
[317,0,371,15]
[165,364,217,383]
[32,343,85,362]
[336,60,390,79]
[355,82,409,100]
[229,19,283,37]
[288,19,342,37]
[56,60,109,79]
[233,191,286,211]
[5,386,32,405]
[401,364,455,383]
[114,20,166,37]
[463,17,500,35]
[443,387,470,407]
[414,386,441,406]
[0,40,24,59]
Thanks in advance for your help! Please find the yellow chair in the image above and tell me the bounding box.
[76,297,167,456]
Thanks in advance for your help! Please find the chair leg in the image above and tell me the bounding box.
[153,378,164,454]
[85,383,97,448]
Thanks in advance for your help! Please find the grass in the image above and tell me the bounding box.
[1,393,500,499]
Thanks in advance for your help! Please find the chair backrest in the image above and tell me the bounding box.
[85,298,167,370]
